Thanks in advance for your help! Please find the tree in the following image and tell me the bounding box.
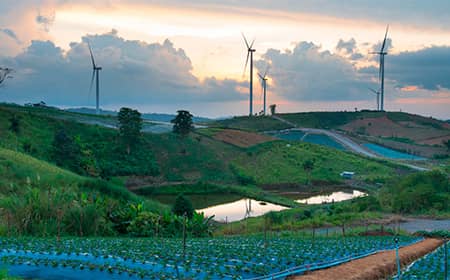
[117,107,143,154]
[8,114,20,150]
[172,194,194,219]
[303,159,315,185]
[443,139,450,151]
[52,129,83,173]
[171,110,194,136]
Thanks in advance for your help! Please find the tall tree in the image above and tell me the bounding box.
[171,110,194,136]
[52,129,83,173]
[303,159,315,185]
[172,194,194,219]
[117,107,143,154]
[8,114,20,150]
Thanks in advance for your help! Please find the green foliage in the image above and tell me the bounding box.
[232,141,396,185]
[172,194,194,219]
[0,148,166,237]
[414,230,450,239]
[51,129,84,174]
[117,107,143,154]
[0,105,159,178]
[171,110,194,136]
[443,139,450,151]
[126,211,213,237]
[379,170,449,214]
[8,115,20,135]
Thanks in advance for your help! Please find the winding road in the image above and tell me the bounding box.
[271,115,429,171]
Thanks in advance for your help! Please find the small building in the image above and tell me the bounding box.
[340,171,355,179]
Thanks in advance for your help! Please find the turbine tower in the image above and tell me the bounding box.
[371,25,389,111]
[368,87,381,111]
[242,33,255,116]
[88,42,102,115]
[258,66,269,115]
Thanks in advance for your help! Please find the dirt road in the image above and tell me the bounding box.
[289,238,443,280]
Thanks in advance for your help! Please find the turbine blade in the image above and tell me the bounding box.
[89,69,95,95]
[263,65,269,78]
[241,33,250,49]
[257,73,264,80]
[249,38,255,49]
[88,42,96,68]
[368,88,377,94]
[243,51,250,77]
[380,24,389,52]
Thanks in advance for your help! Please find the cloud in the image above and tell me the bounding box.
[0,28,20,43]
[257,41,376,101]
[335,38,364,61]
[0,30,245,107]
[386,46,450,91]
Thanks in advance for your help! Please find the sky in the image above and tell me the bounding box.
[0,0,450,119]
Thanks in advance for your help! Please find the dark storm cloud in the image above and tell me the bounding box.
[386,46,450,90]
[0,30,245,106]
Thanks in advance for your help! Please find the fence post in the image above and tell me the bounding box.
[395,236,401,279]
[183,212,187,261]
[445,238,448,280]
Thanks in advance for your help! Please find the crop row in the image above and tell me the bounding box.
[398,241,448,280]
[1,235,419,279]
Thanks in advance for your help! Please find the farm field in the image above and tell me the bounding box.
[0,236,421,279]
[399,241,449,280]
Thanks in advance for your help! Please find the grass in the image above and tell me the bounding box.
[213,115,292,132]
[231,141,399,185]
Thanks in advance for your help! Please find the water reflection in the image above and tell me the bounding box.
[197,199,288,222]
[296,190,367,204]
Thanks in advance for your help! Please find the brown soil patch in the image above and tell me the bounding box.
[418,134,450,146]
[212,129,275,148]
[290,238,443,280]
[340,116,450,142]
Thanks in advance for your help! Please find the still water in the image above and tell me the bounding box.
[296,190,367,204]
[197,199,288,222]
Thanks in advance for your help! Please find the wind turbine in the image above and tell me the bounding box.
[368,87,380,111]
[242,33,256,116]
[258,66,269,115]
[88,42,102,115]
[371,25,389,111]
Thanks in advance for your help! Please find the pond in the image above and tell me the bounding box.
[267,130,345,150]
[151,195,289,222]
[293,190,367,204]
[363,143,426,160]
[197,199,288,222]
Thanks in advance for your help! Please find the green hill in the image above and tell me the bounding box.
[0,104,412,189]
[215,111,450,158]
[0,147,165,236]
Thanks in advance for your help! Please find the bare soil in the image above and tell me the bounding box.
[289,238,444,280]
[340,116,450,142]
[212,129,275,148]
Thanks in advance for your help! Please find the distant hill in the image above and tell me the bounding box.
[66,107,213,123]
[215,111,450,158]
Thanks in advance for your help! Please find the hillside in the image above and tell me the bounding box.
[0,104,409,190]
[0,147,165,236]
[215,111,450,159]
